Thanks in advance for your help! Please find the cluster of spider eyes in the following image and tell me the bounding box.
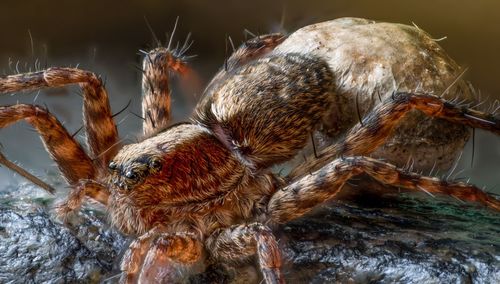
[108,159,163,185]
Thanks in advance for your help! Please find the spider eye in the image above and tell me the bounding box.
[125,170,138,181]
[149,160,162,171]
[108,161,117,171]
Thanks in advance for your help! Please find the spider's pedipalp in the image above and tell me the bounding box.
[120,228,202,284]
[0,104,94,184]
[269,156,500,224]
[207,223,284,284]
[55,179,109,220]
[138,233,203,283]
[0,67,120,172]
[120,229,157,283]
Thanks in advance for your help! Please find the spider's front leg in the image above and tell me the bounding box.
[269,156,500,224]
[141,48,190,136]
[0,68,116,213]
[206,223,284,284]
[142,32,286,137]
[0,104,95,184]
[0,68,119,173]
[120,229,203,284]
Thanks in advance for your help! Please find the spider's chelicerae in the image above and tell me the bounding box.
[1,18,499,283]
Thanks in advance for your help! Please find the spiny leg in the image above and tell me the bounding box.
[226,33,287,70]
[290,92,500,179]
[202,33,287,98]
[55,179,109,219]
[0,104,94,184]
[120,230,156,284]
[141,47,194,136]
[206,223,284,284]
[270,156,500,224]
[0,151,55,194]
[0,67,119,171]
[138,233,203,283]
[120,229,202,284]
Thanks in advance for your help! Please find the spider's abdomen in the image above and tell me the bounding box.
[195,54,334,169]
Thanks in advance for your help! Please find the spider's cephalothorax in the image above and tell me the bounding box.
[0,18,500,283]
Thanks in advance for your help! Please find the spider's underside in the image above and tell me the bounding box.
[0,18,499,283]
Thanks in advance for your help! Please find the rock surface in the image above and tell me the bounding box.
[280,188,500,283]
[0,182,499,283]
[0,183,127,284]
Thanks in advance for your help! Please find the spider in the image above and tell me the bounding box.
[0,18,499,283]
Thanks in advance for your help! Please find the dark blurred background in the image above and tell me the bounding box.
[0,0,499,192]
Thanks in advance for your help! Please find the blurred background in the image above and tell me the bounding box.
[0,0,499,193]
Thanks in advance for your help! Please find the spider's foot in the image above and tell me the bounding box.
[54,201,80,222]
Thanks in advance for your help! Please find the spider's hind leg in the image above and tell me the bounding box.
[226,33,287,70]
[291,92,500,179]
[202,32,287,96]
[269,156,500,224]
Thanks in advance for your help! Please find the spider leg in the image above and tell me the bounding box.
[291,92,500,179]
[0,104,94,184]
[120,229,202,283]
[0,150,56,194]
[269,156,500,224]
[141,48,192,136]
[139,33,286,137]
[55,179,109,219]
[0,68,119,172]
[119,229,156,284]
[226,33,287,70]
[201,33,287,99]
[206,223,284,284]
[138,233,203,283]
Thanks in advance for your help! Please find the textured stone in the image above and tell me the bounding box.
[279,187,500,283]
[0,183,498,283]
[0,184,126,284]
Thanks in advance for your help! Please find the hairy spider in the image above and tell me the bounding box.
[0,18,499,283]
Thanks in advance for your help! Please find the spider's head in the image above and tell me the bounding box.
[105,126,174,193]
[107,154,163,191]
[106,123,246,206]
